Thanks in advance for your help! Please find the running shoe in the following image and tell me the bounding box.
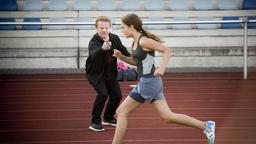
[102,118,117,126]
[89,123,105,132]
[203,121,216,144]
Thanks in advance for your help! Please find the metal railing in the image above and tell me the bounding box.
[1,19,255,80]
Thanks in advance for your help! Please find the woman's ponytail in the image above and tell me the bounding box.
[141,28,163,43]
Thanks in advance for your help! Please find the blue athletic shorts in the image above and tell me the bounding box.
[129,76,165,103]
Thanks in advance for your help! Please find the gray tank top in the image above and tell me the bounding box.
[132,35,155,77]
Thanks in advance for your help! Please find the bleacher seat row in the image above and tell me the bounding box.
[1,0,256,11]
[1,17,255,30]
[0,0,256,30]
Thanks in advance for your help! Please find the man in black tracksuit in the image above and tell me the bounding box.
[86,16,130,131]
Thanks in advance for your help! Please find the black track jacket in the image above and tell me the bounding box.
[85,33,131,85]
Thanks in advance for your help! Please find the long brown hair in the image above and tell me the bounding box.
[121,13,163,43]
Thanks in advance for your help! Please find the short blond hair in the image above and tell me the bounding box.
[95,16,111,28]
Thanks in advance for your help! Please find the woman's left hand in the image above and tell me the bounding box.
[154,68,165,76]
[113,49,122,58]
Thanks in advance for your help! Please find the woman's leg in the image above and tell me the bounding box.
[152,99,205,130]
[112,96,142,144]
[152,99,216,143]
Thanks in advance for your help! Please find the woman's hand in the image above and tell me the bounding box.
[113,49,123,58]
[154,67,165,76]
[113,49,136,66]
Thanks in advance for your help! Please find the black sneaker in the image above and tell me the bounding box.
[89,123,105,132]
[102,119,117,126]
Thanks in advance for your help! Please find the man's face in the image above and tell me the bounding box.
[96,21,111,40]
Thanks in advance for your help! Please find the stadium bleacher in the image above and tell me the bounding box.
[218,0,239,10]
[144,0,166,11]
[196,17,218,29]
[221,16,242,29]
[48,0,68,11]
[172,17,193,29]
[145,17,169,30]
[0,18,16,30]
[23,0,43,11]
[242,0,256,9]
[248,16,256,29]
[47,18,67,29]
[0,0,255,70]
[121,0,141,11]
[1,2,256,144]
[0,0,18,11]
[22,18,42,30]
[73,0,92,11]
[193,0,215,10]
[96,0,116,11]
[169,0,190,11]
[73,17,93,30]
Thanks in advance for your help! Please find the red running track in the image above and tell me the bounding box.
[0,72,256,144]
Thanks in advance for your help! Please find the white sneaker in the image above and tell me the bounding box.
[203,121,216,144]
[89,123,105,132]
[102,119,117,126]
